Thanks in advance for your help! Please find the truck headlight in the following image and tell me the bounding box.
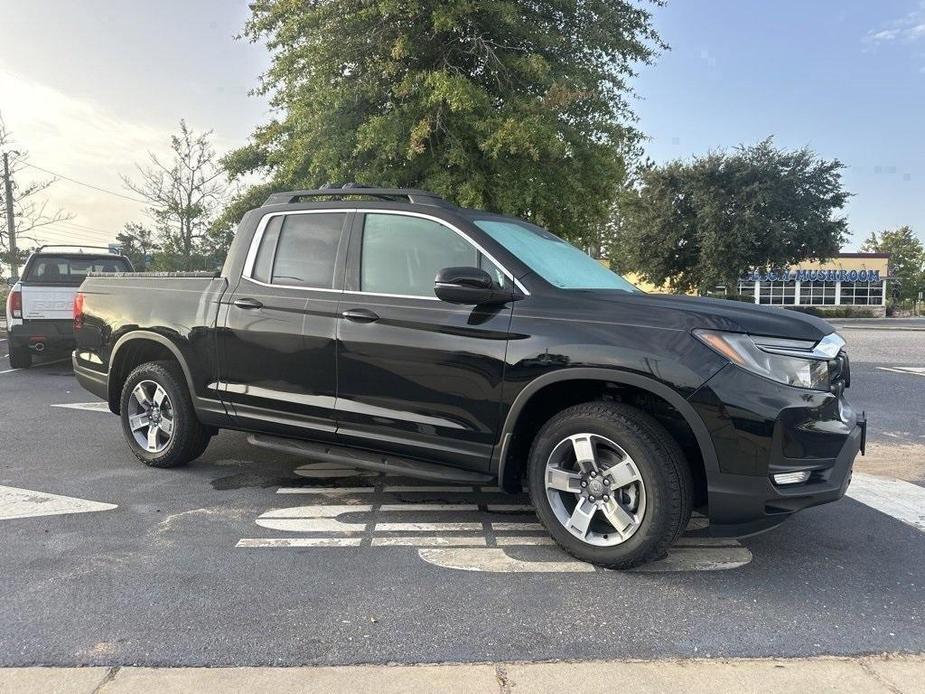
[694,330,841,391]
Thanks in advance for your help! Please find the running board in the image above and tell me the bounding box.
[247,434,496,484]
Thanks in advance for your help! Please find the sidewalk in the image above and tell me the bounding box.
[2,655,922,694]
[827,317,925,331]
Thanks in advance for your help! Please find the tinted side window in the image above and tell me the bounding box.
[251,216,283,284]
[255,213,345,288]
[361,214,499,297]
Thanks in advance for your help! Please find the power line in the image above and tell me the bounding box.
[20,162,148,204]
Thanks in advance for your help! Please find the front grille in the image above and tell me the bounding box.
[829,350,850,393]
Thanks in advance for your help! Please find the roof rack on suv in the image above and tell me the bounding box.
[263,183,452,208]
[34,245,119,254]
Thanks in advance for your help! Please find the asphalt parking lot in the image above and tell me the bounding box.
[0,328,923,667]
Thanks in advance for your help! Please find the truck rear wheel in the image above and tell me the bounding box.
[8,345,32,369]
[119,361,212,468]
[527,401,693,569]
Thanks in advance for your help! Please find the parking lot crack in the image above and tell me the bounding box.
[494,663,512,693]
[858,658,904,694]
[90,666,120,694]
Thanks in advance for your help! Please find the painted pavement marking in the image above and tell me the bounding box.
[846,472,925,532]
[0,485,117,521]
[237,462,753,573]
[51,402,112,412]
[876,366,925,376]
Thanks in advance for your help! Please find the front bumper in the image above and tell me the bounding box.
[690,364,864,537]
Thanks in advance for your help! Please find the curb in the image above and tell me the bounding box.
[1,655,923,694]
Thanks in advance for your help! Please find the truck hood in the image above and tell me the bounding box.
[577,292,836,342]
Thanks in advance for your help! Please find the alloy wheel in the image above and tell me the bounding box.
[127,379,175,454]
[544,433,647,547]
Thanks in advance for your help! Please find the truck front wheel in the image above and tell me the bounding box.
[527,401,693,569]
[119,361,212,468]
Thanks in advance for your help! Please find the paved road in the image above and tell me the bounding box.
[0,333,923,667]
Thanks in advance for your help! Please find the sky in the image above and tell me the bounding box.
[0,0,922,256]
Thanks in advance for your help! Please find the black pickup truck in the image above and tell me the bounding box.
[73,186,865,568]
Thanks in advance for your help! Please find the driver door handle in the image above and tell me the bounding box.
[233,298,263,310]
[341,308,380,323]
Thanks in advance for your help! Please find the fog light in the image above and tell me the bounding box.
[772,470,812,485]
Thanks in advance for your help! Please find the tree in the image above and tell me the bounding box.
[115,222,158,271]
[219,0,665,247]
[123,120,226,271]
[0,115,71,278]
[861,226,924,301]
[615,139,850,293]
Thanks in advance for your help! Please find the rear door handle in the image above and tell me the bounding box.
[341,308,380,323]
[233,298,263,310]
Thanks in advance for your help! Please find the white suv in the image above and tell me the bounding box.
[5,246,132,369]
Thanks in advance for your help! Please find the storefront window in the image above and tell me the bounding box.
[801,281,836,305]
[841,281,883,306]
[758,280,795,305]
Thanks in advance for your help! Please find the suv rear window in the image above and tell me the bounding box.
[24,256,133,285]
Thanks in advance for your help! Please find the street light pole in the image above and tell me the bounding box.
[2,151,18,280]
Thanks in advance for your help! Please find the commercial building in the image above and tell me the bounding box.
[627,253,891,317]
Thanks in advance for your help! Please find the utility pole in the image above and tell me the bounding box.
[2,151,18,280]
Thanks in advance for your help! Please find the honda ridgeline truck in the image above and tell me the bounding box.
[72,186,865,568]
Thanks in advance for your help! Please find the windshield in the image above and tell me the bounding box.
[473,219,640,292]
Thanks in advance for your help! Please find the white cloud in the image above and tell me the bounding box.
[0,64,230,249]
[865,2,925,44]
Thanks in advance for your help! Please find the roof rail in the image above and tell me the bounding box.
[263,183,452,208]
[34,245,119,254]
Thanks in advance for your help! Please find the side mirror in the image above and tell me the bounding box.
[434,267,512,305]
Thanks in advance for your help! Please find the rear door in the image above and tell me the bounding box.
[217,209,351,439]
[335,211,514,472]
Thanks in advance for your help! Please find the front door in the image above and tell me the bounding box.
[336,211,514,472]
[218,209,350,439]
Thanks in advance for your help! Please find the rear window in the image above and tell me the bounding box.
[24,256,133,285]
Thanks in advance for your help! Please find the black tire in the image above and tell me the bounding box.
[527,401,693,569]
[119,361,211,468]
[8,346,32,369]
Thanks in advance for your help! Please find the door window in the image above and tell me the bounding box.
[251,212,345,288]
[360,213,504,298]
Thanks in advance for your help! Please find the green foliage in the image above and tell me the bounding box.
[860,226,924,301]
[223,0,665,246]
[114,222,158,271]
[123,120,227,271]
[615,139,851,293]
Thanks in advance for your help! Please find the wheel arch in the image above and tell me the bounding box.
[107,331,196,414]
[494,368,718,495]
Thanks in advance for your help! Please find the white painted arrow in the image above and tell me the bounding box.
[0,485,117,520]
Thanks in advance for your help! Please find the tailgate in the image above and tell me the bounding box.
[21,285,78,320]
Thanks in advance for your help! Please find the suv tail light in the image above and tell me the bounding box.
[7,288,22,319]
[73,291,85,330]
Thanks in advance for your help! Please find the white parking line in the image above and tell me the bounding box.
[51,402,112,412]
[277,487,378,495]
[240,481,752,573]
[372,536,487,547]
[846,472,925,532]
[237,538,362,548]
[419,548,597,573]
[375,522,485,531]
[876,366,925,376]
